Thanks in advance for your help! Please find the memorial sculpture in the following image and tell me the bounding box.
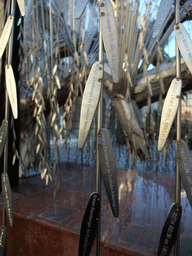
[1,0,192,255]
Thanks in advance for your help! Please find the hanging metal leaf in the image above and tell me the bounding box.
[0,15,14,59]
[100,0,119,83]
[98,128,119,217]
[152,0,174,38]
[78,193,100,256]
[0,225,6,251]
[5,64,18,119]
[174,23,192,76]
[78,61,103,149]
[16,0,25,16]
[0,120,8,158]
[158,78,182,152]
[1,173,13,227]
[112,95,149,159]
[75,0,89,19]
[177,140,192,208]
[157,203,182,256]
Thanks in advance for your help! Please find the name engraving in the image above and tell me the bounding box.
[5,64,18,119]
[0,120,8,157]
[158,78,181,151]
[82,194,97,254]
[78,193,100,256]
[78,62,103,149]
[175,23,192,75]
[2,173,13,227]
[153,0,173,38]
[101,0,119,83]
[98,128,119,217]
[0,15,14,59]
[158,204,182,256]
[177,140,192,207]
[0,226,6,249]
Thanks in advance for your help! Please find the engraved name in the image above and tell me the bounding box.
[82,194,97,254]
[180,148,192,195]
[2,174,13,226]
[80,63,100,138]
[0,227,5,247]
[101,133,117,214]
[159,83,178,147]
[102,1,118,81]
[177,28,192,66]
[160,211,179,256]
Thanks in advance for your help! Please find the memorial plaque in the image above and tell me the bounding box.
[17,0,25,16]
[78,193,100,256]
[0,120,8,158]
[175,23,192,76]
[177,140,192,208]
[0,226,6,250]
[1,173,13,227]
[78,61,103,149]
[98,128,119,217]
[153,0,173,38]
[158,78,181,151]
[75,0,89,19]
[0,15,14,59]
[5,64,18,119]
[157,203,182,256]
[100,0,119,83]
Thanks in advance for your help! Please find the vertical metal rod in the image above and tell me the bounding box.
[95,1,104,255]
[175,0,181,255]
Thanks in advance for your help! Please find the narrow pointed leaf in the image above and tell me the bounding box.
[0,120,8,158]
[75,0,89,19]
[177,140,192,208]
[17,0,25,16]
[1,173,13,227]
[157,203,182,256]
[0,226,6,250]
[158,78,182,151]
[153,0,174,38]
[78,193,100,256]
[5,64,18,119]
[100,0,119,83]
[98,128,119,217]
[0,15,14,59]
[175,23,192,76]
[78,61,103,149]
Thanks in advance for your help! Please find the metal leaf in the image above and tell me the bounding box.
[1,173,13,227]
[158,78,182,151]
[78,193,100,256]
[98,128,119,217]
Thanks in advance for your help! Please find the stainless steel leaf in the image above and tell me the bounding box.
[78,193,100,256]
[0,15,14,59]
[158,78,182,151]
[177,140,192,208]
[5,64,18,119]
[1,173,13,227]
[100,0,119,83]
[78,61,103,149]
[98,128,119,217]
[153,0,174,38]
[0,120,8,158]
[174,23,192,76]
[157,203,182,256]
[17,0,25,16]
